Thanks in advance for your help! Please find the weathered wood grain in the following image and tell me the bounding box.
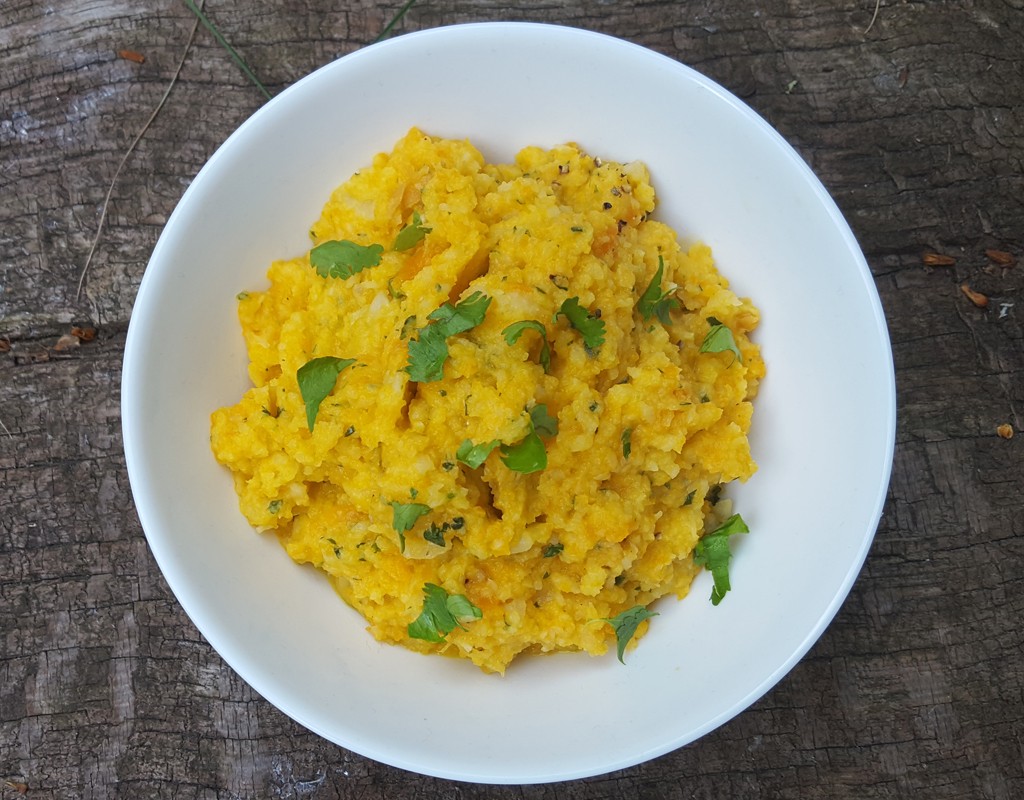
[1,0,1022,797]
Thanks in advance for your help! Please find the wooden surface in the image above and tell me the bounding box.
[2,1,1022,797]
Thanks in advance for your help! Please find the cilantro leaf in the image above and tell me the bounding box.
[456,438,500,469]
[555,296,606,353]
[309,239,384,279]
[542,543,563,558]
[406,325,449,382]
[500,404,558,474]
[405,292,492,382]
[502,320,551,371]
[393,211,432,251]
[407,583,482,643]
[604,605,658,664]
[405,325,449,382]
[500,429,546,474]
[427,291,492,335]
[637,256,680,324]
[296,356,356,431]
[621,427,632,459]
[389,501,431,552]
[423,522,446,547]
[699,316,743,363]
[693,513,750,605]
[444,592,482,622]
[528,403,559,437]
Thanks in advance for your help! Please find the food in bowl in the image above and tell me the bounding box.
[209,128,764,674]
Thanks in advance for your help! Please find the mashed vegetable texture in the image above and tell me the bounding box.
[210,128,764,673]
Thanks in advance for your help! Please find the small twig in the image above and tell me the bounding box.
[864,0,882,34]
[374,0,419,44]
[76,4,204,301]
[184,0,273,100]
[0,416,13,439]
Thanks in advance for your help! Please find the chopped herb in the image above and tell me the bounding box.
[502,320,551,371]
[441,460,455,471]
[422,516,464,547]
[387,277,408,300]
[393,210,432,251]
[683,489,696,506]
[555,296,606,353]
[603,605,658,664]
[399,314,417,339]
[542,543,564,558]
[236,291,249,300]
[407,583,482,643]
[501,431,545,474]
[549,274,570,291]
[500,404,558,474]
[637,256,679,324]
[570,225,584,233]
[405,292,491,382]
[589,401,599,412]
[693,513,750,605]
[621,427,633,459]
[423,523,446,547]
[296,356,357,431]
[409,487,418,499]
[310,239,384,280]
[344,425,356,437]
[707,484,722,506]
[528,404,558,437]
[700,316,743,363]
[388,501,431,552]
[267,499,282,514]
[456,438,500,469]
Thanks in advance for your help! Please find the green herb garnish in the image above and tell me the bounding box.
[637,256,679,324]
[423,523,446,547]
[555,296,605,353]
[699,316,743,363]
[406,292,492,382]
[267,499,282,514]
[693,513,749,605]
[502,320,551,371]
[422,516,464,547]
[500,404,558,474]
[621,427,633,459]
[388,501,431,552]
[393,211,432,251]
[296,356,356,431]
[456,438,501,469]
[604,605,658,664]
[542,543,564,558]
[407,583,482,643]
[309,239,384,279]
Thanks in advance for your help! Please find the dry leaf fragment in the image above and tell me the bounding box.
[118,49,146,64]
[71,326,97,342]
[3,780,28,795]
[985,249,1015,267]
[960,284,989,308]
[922,252,956,267]
[54,334,80,352]
[996,423,1014,440]
[0,338,10,353]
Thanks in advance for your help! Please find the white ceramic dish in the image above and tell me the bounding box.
[122,22,895,784]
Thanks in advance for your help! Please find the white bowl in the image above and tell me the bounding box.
[123,22,895,784]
